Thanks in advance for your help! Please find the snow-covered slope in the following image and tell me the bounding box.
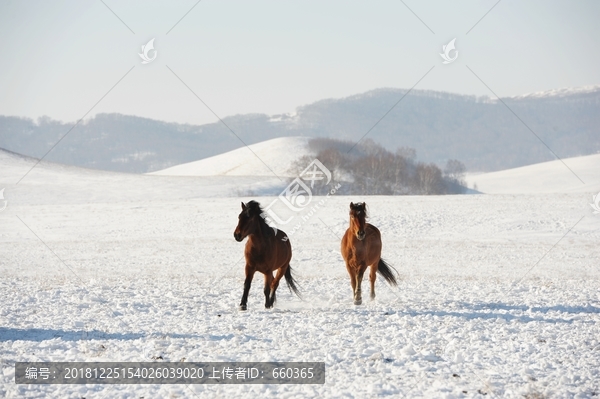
[0,148,286,203]
[150,137,313,177]
[466,153,600,194]
[510,84,600,100]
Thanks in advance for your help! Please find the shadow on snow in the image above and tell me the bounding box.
[0,328,203,342]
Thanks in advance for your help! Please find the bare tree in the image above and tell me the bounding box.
[443,159,467,194]
[285,138,467,196]
[416,163,445,195]
[444,159,466,180]
[396,146,416,161]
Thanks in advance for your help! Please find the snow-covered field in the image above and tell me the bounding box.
[1,149,599,398]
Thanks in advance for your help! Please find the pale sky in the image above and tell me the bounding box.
[1,0,599,125]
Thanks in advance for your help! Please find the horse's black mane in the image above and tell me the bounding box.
[246,200,275,237]
[350,202,368,218]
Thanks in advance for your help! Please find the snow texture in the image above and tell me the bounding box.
[1,147,599,398]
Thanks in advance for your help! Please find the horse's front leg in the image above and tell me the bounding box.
[345,262,357,303]
[354,267,366,306]
[240,266,255,311]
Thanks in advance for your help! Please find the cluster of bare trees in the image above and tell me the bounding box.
[291,138,467,195]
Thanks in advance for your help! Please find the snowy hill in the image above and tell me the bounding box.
[0,148,285,204]
[465,153,600,194]
[150,137,313,177]
[510,84,600,100]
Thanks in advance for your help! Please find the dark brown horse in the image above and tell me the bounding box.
[233,200,300,310]
[341,202,397,305]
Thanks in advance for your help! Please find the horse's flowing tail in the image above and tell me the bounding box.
[377,259,398,286]
[284,265,302,298]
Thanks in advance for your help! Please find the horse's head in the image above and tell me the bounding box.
[349,202,367,241]
[234,201,262,242]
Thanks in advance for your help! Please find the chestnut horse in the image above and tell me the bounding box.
[234,200,301,310]
[341,202,398,305]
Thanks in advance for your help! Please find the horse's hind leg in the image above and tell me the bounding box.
[240,267,255,311]
[268,265,287,308]
[263,272,274,309]
[369,261,378,300]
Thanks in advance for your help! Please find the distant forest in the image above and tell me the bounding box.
[291,138,467,195]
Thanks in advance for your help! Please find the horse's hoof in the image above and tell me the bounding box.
[354,299,362,306]
[239,305,247,311]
